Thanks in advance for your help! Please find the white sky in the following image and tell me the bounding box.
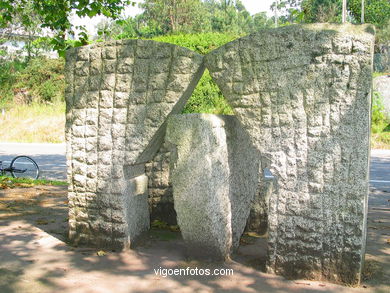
[241,0,274,16]
[72,0,275,36]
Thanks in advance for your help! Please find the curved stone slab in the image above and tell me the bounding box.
[205,24,375,284]
[65,40,204,248]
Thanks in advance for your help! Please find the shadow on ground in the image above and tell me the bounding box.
[0,185,389,293]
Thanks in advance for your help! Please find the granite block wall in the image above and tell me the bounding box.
[65,39,204,249]
[205,24,375,284]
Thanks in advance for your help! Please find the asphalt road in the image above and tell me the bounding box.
[0,143,66,181]
[0,143,389,191]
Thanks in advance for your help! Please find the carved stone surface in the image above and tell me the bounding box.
[166,114,259,260]
[65,39,204,248]
[145,142,176,225]
[246,176,274,235]
[205,24,375,284]
[65,24,375,285]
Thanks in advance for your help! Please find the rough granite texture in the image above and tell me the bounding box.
[246,176,274,235]
[145,142,176,225]
[147,140,272,231]
[65,39,204,249]
[65,24,375,285]
[166,114,259,260]
[205,24,375,284]
[146,141,272,229]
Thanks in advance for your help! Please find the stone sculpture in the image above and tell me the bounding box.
[65,39,204,249]
[66,24,375,285]
[205,23,375,284]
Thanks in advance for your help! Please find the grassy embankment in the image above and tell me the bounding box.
[0,57,65,143]
[371,72,390,149]
[0,103,65,143]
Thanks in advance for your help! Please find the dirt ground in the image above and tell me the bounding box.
[0,185,389,293]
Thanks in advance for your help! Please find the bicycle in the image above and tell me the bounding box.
[0,156,40,180]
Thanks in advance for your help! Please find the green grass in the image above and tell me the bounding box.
[371,132,390,149]
[0,175,67,188]
[373,72,389,78]
[0,102,65,143]
[371,91,390,149]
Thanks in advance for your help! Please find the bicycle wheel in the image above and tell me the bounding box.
[10,156,39,180]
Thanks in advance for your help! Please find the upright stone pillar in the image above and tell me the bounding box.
[205,24,375,284]
[65,40,204,249]
[166,114,259,260]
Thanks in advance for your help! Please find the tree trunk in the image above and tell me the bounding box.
[275,0,279,27]
[342,0,347,23]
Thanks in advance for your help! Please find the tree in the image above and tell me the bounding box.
[0,0,51,60]
[203,0,254,33]
[252,12,274,30]
[270,0,306,25]
[348,0,390,28]
[301,0,342,23]
[140,0,210,34]
[0,0,134,54]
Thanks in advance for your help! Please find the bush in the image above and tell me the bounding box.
[372,91,390,133]
[0,59,27,107]
[0,57,65,107]
[182,70,233,114]
[14,57,65,104]
[151,32,239,55]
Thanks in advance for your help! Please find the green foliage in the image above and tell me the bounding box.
[370,87,390,148]
[0,1,47,60]
[140,0,209,35]
[348,0,390,28]
[151,32,239,54]
[204,0,256,34]
[0,57,65,105]
[150,33,236,114]
[274,0,390,27]
[14,57,65,103]
[99,0,274,42]
[373,72,389,78]
[376,19,390,45]
[372,91,389,133]
[0,59,27,106]
[0,0,134,54]
[301,0,342,23]
[270,0,306,25]
[183,70,233,114]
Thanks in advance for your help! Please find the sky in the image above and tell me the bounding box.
[122,0,275,18]
[72,0,275,36]
[241,0,274,16]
